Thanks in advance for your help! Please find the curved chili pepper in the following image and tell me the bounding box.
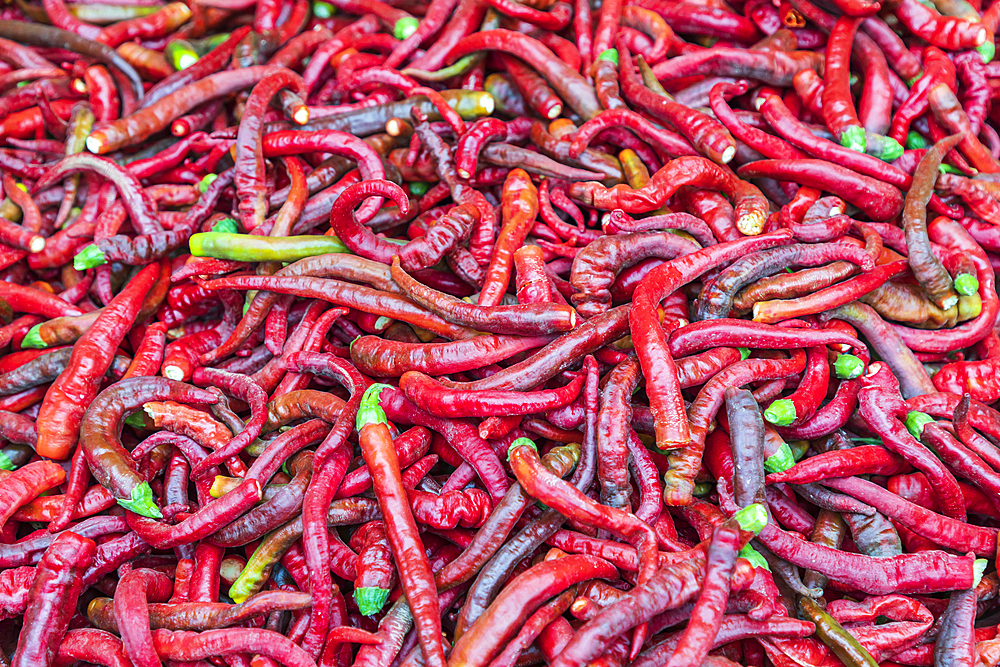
[571,231,700,317]
[88,66,286,154]
[615,41,733,164]
[823,475,995,555]
[399,369,583,419]
[188,367,266,476]
[453,552,619,667]
[390,257,576,335]
[151,628,316,667]
[574,155,768,235]
[82,376,218,517]
[666,509,768,667]
[893,0,990,53]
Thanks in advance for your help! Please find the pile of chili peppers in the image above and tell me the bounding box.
[5,0,1000,665]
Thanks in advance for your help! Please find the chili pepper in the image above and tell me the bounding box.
[389,257,575,335]
[350,521,395,616]
[89,589,313,633]
[356,384,445,667]
[615,41,734,164]
[187,367,266,476]
[0,461,65,532]
[509,437,658,649]
[711,82,804,161]
[112,567,173,667]
[454,552,620,667]
[901,133,965,310]
[651,46,822,85]
[736,160,903,221]
[151,628,316,667]
[12,530,95,667]
[698,242,876,321]
[211,452,313,547]
[856,362,965,521]
[556,508,766,667]
[768,446,908,485]
[757,93,908,187]
[55,629,131,667]
[35,261,160,460]
[821,17,867,153]
[665,509,767,667]
[0,20,142,97]
[822,475,995,555]
[894,0,990,54]
[571,232,699,317]
[798,597,879,667]
[596,356,639,510]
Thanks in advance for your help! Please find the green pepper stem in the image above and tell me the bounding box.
[117,481,162,519]
[74,244,108,270]
[763,399,796,427]
[356,384,390,430]
[354,587,391,616]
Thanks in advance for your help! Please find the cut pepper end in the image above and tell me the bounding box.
[954,273,979,296]
[834,354,865,379]
[597,48,619,65]
[738,544,769,571]
[393,16,419,40]
[840,125,866,153]
[904,411,935,439]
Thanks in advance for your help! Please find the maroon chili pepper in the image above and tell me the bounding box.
[12,531,95,667]
[113,567,173,667]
